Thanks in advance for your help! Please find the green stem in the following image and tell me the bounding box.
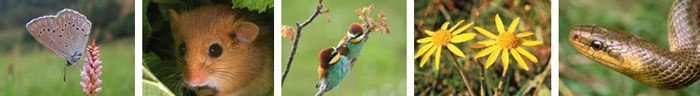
[494,62,509,96]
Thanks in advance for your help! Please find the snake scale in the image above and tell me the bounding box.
[569,0,700,89]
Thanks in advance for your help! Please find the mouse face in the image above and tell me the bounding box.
[169,5,270,96]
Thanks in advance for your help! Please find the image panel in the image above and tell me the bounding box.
[414,0,552,95]
[141,0,273,95]
[0,0,135,95]
[280,0,407,96]
[560,0,700,95]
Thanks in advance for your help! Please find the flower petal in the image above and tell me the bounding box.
[516,47,539,63]
[475,46,498,58]
[495,14,505,34]
[474,27,499,39]
[416,37,433,43]
[447,44,465,57]
[424,30,435,36]
[510,49,529,71]
[449,20,465,32]
[414,43,434,59]
[470,43,489,48]
[450,32,476,43]
[507,17,520,33]
[452,22,474,35]
[476,40,497,46]
[521,40,543,46]
[419,46,437,67]
[435,46,442,70]
[501,49,509,70]
[516,32,535,37]
[441,22,450,30]
[484,47,502,69]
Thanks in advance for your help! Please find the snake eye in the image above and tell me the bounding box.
[208,43,223,58]
[591,40,605,50]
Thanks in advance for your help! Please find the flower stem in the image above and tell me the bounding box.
[494,63,509,96]
[477,59,487,96]
[448,51,474,96]
[281,1,325,87]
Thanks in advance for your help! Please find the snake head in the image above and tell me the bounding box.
[569,25,637,72]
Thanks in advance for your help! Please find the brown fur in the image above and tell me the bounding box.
[170,5,272,96]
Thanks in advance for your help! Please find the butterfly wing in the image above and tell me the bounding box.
[26,9,91,64]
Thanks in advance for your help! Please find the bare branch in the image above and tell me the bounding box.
[282,2,325,87]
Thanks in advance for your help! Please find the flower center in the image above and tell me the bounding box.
[497,32,519,49]
[432,30,452,46]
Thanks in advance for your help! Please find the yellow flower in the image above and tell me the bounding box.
[415,20,476,70]
[471,14,542,71]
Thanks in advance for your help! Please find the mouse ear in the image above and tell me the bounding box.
[227,21,259,44]
[168,9,181,24]
[168,9,184,42]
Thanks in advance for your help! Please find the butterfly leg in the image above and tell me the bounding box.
[64,60,70,82]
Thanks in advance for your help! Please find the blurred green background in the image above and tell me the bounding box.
[281,0,407,95]
[0,0,135,95]
[559,0,700,95]
[414,0,551,95]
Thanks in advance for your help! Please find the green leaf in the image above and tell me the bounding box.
[231,0,273,13]
[143,80,175,96]
[143,61,175,96]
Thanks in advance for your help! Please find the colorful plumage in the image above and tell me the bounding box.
[316,23,367,93]
[334,23,366,61]
[316,47,352,91]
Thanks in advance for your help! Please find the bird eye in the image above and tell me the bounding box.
[208,43,223,58]
[591,40,605,51]
[179,42,186,56]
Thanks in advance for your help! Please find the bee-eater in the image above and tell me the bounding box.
[334,23,366,60]
[316,47,352,92]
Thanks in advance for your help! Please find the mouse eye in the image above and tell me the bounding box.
[179,42,186,56]
[209,43,223,58]
[591,40,605,51]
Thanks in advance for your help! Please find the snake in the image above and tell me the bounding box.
[568,0,700,89]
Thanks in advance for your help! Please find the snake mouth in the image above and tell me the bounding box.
[569,25,597,57]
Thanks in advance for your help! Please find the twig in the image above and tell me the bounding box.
[449,51,475,96]
[282,2,325,86]
[494,64,509,96]
[419,86,432,96]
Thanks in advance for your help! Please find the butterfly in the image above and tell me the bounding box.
[25,8,92,82]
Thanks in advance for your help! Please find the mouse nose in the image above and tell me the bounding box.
[187,74,208,86]
[186,68,209,86]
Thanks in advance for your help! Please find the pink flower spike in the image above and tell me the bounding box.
[95,88,102,93]
[81,39,102,96]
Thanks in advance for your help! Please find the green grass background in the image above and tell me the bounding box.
[281,0,407,95]
[0,38,135,95]
[559,0,700,95]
